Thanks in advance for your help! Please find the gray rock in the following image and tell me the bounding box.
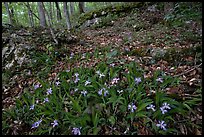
[81,17,101,29]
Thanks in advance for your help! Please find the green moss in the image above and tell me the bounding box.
[77,2,145,28]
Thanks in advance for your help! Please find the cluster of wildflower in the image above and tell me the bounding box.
[51,120,58,128]
[160,102,171,114]
[156,102,171,131]
[34,83,41,90]
[47,88,52,95]
[72,127,81,135]
[30,104,35,110]
[74,88,79,92]
[109,63,115,67]
[96,70,105,78]
[110,77,120,85]
[156,77,163,83]
[146,104,156,112]
[128,103,137,112]
[70,88,78,95]
[145,102,170,131]
[81,90,88,96]
[85,80,91,86]
[156,120,167,131]
[31,119,42,129]
[31,82,59,130]
[74,73,80,83]
[98,88,109,96]
[31,119,58,129]
[117,90,123,94]
[134,77,142,84]
[43,97,49,103]
[55,80,61,86]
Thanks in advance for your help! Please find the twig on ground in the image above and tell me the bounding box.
[174,63,202,77]
[194,52,197,66]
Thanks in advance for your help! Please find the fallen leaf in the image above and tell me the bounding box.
[195,129,202,135]
[166,87,180,96]
[189,78,196,82]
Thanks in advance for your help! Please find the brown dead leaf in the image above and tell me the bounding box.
[189,78,196,82]
[185,56,194,62]
[166,87,180,95]
[195,129,202,135]
[189,69,197,76]
[179,125,186,135]
[196,67,202,74]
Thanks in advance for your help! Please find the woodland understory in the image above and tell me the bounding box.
[2,2,202,135]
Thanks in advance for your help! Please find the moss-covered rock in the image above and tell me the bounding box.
[76,2,146,28]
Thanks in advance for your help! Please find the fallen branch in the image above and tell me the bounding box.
[174,63,202,77]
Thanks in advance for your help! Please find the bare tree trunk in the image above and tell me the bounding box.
[4,2,13,25]
[52,2,55,20]
[9,2,17,25]
[63,2,72,30]
[24,2,40,21]
[69,2,74,15]
[49,2,53,23]
[26,2,34,27]
[43,2,58,45]
[37,2,46,27]
[55,2,62,21]
[24,2,40,26]
[78,2,85,14]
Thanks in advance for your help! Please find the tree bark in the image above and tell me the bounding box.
[69,2,74,15]
[9,2,17,25]
[78,2,85,14]
[26,2,34,27]
[49,2,53,23]
[24,2,40,21]
[4,2,13,25]
[63,2,72,30]
[55,2,62,21]
[43,2,58,45]
[37,2,46,27]
[52,2,55,20]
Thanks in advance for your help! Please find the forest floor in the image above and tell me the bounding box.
[2,4,202,135]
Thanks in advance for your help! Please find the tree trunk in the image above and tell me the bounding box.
[49,2,53,23]
[37,2,46,27]
[63,2,72,30]
[78,2,85,14]
[52,2,55,20]
[55,2,62,21]
[69,2,74,15]
[43,2,58,45]
[164,2,174,15]
[4,2,13,25]
[9,2,17,25]
[26,2,34,27]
